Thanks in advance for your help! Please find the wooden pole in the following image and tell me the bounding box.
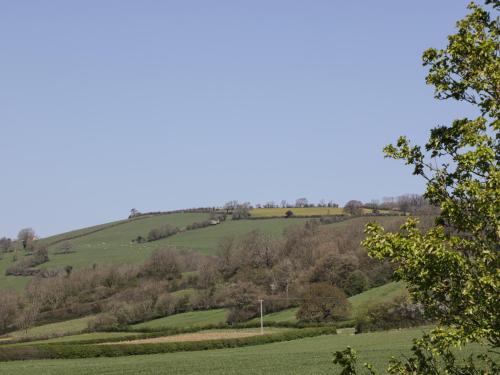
[259,299,264,335]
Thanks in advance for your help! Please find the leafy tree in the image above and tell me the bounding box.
[334,1,499,373]
[297,283,350,323]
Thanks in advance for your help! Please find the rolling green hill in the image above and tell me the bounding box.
[0,212,404,292]
[0,213,313,290]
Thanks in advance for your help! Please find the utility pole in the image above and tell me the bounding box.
[258,299,264,335]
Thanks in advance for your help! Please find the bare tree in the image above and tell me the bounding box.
[280,200,288,208]
[295,197,308,208]
[17,228,36,250]
[343,200,363,216]
[0,237,12,253]
[232,202,251,220]
[264,201,276,208]
[0,291,20,333]
[223,200,239,213]
[129,208,140,218]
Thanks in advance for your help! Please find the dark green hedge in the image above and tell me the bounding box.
[0,327,337,362]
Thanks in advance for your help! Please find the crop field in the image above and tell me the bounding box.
[0,327,439,374]
[250,207,344,217]
[131,309,229,330]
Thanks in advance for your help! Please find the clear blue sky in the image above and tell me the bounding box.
[1,1,474,238]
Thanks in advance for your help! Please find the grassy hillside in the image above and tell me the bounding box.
[155,218,310,254]
[3,316,94,340]
[253,282,406,324]
[131,309,229,330]
[0,327,436,374]
[349,281,406,313]
[0,214,404,292]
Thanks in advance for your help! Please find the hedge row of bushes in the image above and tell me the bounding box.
[0,326,337,361]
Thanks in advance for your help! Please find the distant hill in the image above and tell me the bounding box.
[0,210,402,292]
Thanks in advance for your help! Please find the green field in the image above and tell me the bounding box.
[154,218,310,254]
[131,309,229,330]
[2,316,94,341]
[0,327,437,374]
[349,281,406,315]
[253,282,406,324]
[9,331,140,345]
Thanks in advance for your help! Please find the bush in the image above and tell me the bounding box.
[5,246,49,276]
[354,296,429,333]
[142,248,181,280]
[147,224,179,242]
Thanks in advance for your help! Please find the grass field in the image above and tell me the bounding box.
[10,332,141,345]
[349,281,406,315]
[252,282,406,324]
[154,218,310,254]
[0,326,437,374]
[2,316,94,341]
[131,309,229,330]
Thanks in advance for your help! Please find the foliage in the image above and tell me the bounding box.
[354,296,429,333]
[297,283,351,323]
[335,1,499,372]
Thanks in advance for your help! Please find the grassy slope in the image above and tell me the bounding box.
[3,316,94,340]
[253,282,406,324]
[131,309,229,330]
[0,327,437,374]
[156,218,310,254]
[17,332,141,345]
[349,281,406,314]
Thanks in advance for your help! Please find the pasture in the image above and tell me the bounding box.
[131,309,229,330]
[2,316,94,341]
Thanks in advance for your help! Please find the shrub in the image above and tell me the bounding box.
[354,296,429,333]
[147,224,179,242]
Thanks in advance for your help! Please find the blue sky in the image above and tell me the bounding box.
[1,1,474,237]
